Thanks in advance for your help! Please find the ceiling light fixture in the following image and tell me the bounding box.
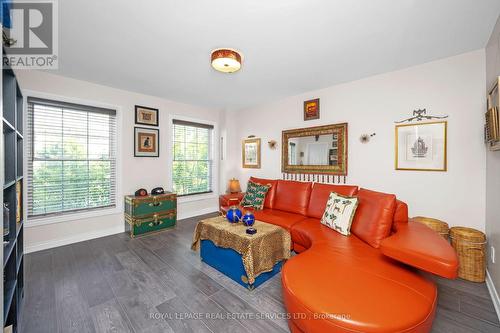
[211,48,242,73]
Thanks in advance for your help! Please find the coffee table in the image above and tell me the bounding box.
[192,216,291,290]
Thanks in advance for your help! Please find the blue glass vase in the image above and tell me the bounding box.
[226,206,242,223]
[242,212,255,227]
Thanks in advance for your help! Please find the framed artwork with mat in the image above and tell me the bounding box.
[134,127,159,157]
[135,105,159,126]
[242,138,261,168]
[395,121,447,171]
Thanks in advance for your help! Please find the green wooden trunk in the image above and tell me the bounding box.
[124,193,177,237]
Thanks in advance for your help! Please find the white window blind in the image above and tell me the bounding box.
[27,97,117,218]
[172,119,214,196]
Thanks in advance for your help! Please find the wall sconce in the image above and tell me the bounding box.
[360,133,376,143]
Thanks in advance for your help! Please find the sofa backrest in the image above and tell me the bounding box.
[393,200,408,223]
[274,180,312,215]
[391,199,408,232]
[249,177,278,209]
[351,188,397,248]
[306,183,359,219]
[247,177,405,241]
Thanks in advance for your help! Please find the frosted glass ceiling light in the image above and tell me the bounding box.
[211,48,242,73]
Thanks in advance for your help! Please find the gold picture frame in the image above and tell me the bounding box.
[486,77,500,150]
[395,121,447,171]
[242,138,261,168]
[485,107,499,142]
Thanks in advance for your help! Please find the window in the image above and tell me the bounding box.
[27,97,117,218]
[289,142,296,165]
[172,119,214,196]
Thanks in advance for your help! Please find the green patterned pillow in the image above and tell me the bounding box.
[241,181,271,210]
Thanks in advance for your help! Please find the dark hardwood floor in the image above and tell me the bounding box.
[20,213,500,333]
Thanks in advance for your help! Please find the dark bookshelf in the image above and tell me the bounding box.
[3,64,24,331]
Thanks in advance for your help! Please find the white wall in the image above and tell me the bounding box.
[16,70,222,253]
[485,14,500,308]
[225,50,487,231]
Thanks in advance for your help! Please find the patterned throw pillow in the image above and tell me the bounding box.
[321,192,359,236]
[241,181,271,210]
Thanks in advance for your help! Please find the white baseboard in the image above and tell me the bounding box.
[486,270,500,322]
[177,206,218,220]
[24,207,218,253]
[25,225,124,254]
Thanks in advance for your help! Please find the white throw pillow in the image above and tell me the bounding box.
[320,192,359,236]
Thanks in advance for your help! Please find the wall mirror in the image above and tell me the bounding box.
[282,123,348,175]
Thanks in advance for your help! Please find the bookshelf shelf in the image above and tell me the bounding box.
[2,63,24,330]
[3,279,16,325]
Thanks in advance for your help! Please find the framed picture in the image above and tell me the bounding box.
[242,138,261,168]
[134,127,159,157]
[395,121,447,171]
[304,98,320,121]
[135,105,159,126]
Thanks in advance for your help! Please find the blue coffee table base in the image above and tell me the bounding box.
[200,239,283,290]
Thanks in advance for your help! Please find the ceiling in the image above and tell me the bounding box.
[52,0,500,110]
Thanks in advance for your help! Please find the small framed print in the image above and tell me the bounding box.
[134,127,159,157]
[395,121,447,171]
[242,138,261,168]
[135,105,159,126]
[304,98,320,121]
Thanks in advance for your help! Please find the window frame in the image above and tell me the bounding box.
[24,90,123,227]
[168,114,218,202]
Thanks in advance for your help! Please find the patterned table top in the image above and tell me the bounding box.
[192,216,291,284]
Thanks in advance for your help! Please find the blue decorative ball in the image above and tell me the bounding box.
[242,212,255,227]
[226,207,242,223]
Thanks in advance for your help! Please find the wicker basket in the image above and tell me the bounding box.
[410,216,449,240]
[449,227,486,283]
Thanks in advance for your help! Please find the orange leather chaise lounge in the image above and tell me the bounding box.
[221,177,458,333]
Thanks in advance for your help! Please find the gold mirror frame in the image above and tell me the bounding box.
[282,123,348,175]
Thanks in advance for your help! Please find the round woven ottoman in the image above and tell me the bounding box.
[410,216,449,240]
[449,227,486,282]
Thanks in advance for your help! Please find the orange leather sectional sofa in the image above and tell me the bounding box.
[220,177,458,333]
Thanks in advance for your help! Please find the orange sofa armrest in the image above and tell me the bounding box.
[380,222,458,279]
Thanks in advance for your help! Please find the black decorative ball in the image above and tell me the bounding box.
[151,187,165,195]
[134,188,148,197]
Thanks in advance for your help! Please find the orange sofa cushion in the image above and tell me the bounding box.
[274,180,312,215]
[253,209,307,232]
[394,199,409,224]
[286,216,455,332]
[351,188,396,248]
[291,218,373,253]
[282,246,437,333]
[381,222,458,279]
[306,183,359,219]
[392,199,409,233]
[249,177,278,209]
